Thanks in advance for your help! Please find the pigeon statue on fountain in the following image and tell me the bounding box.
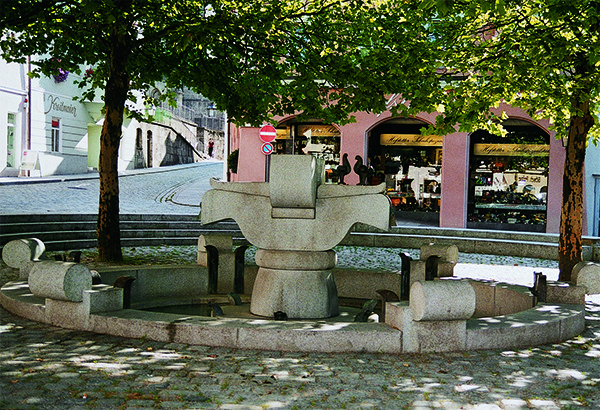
[334,153,351,185]
[353,155,372,185]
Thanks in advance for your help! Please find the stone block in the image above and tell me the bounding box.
[271,207,315,219]
[554,304,586,340]
[250,267,338,319]
[437,262,455,277]
[493,284,533,316]
[384,301,410,331]
[2,238,45,279]
[197,234,233,266]
[236,323,402,354]
[46,298,90,329]
[129,266,207,302]
[269,155,323,210]
[409,260,426,288]
[85,285,124,313]
[29,261,92,302]
[46,286,122,329]
[410,280,475,321]
[405,319,467,353]
[466,305,569,351]
[334,269,402,300]
[546,282,586,304]
[469,280,497,318]
[256,249,336,270]
[420,243,459,263]
[572,262,600,294]
[572,261,593,279]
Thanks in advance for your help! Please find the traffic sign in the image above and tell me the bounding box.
[259,125,277,143]
[261,142,274,155]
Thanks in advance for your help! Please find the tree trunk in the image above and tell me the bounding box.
[558,97,593,281]
[97,32,131,262]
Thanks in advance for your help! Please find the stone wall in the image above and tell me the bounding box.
[199,128,225,160]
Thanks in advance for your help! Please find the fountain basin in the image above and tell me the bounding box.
[0,264,586,354]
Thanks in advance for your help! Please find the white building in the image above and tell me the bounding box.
[0,57,209,177]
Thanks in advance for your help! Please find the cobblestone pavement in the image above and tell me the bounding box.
[0,161,223,215]
[2,162,600,409]
[1,297,599,410]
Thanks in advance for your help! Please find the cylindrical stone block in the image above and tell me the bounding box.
[29,261,92,302]
[2,238,45,268]
[573,262,600,294]
[410,280,475,321]
[255,249,337,270]
[572,261,594,281]
[420,243,459,263]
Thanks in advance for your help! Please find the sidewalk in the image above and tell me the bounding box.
[0,161,224,215]
[0,160,223,186]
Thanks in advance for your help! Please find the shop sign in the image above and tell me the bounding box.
[45,95,77,118]
[20,150,39,171]
[298,125,340,137]
[474,143,549,156]
[380,134,443,146]
[276,128,289,139]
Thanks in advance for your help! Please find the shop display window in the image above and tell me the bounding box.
[369,132,443,214]
[274,123,341,183]
[467,125,549,232]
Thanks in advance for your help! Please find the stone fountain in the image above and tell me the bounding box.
[200,155,391,319]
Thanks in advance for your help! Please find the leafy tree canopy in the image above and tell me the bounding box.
[1,0,442,126]
[404,0,600,141]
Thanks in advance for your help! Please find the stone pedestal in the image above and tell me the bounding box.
[197,234,236,293]
[250,249,339,319]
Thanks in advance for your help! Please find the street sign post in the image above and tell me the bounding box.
[259,125,277,143]
[258,126,276,181]
[261,142,274,155]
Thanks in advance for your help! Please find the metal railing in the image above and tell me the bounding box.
[157,101,225,132]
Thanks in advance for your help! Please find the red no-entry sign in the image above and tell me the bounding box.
[261,142,274,155]
[259,125,277,143]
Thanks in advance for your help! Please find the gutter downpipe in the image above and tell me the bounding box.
[27,56,32,151]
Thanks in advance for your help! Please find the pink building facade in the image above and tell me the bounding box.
[228,102,573,235]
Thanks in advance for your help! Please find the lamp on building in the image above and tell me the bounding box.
[207,103,217,118]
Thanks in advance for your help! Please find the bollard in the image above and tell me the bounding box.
[234,245,248,294]
[205,245,219,294]
[399,252,411,300]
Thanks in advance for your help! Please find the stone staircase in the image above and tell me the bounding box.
[1,214,599,261]
[0,214,243,252]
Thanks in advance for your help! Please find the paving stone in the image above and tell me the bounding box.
[1,164,599,410]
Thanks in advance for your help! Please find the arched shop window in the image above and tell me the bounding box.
[274,121,341,183]
[369,119,442,221]
[467,120,549,232]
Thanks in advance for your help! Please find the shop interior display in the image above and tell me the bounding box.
[382,148,442,213]
[467,124,550,231]
[468,157,547,226]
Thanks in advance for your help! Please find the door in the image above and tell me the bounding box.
[6,113,15,167]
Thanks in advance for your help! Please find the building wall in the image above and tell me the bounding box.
[230,105,572,234]
[1,58,202,177]
[0,59,94,176]
[0,59,27,176]
[585,143,600,236]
